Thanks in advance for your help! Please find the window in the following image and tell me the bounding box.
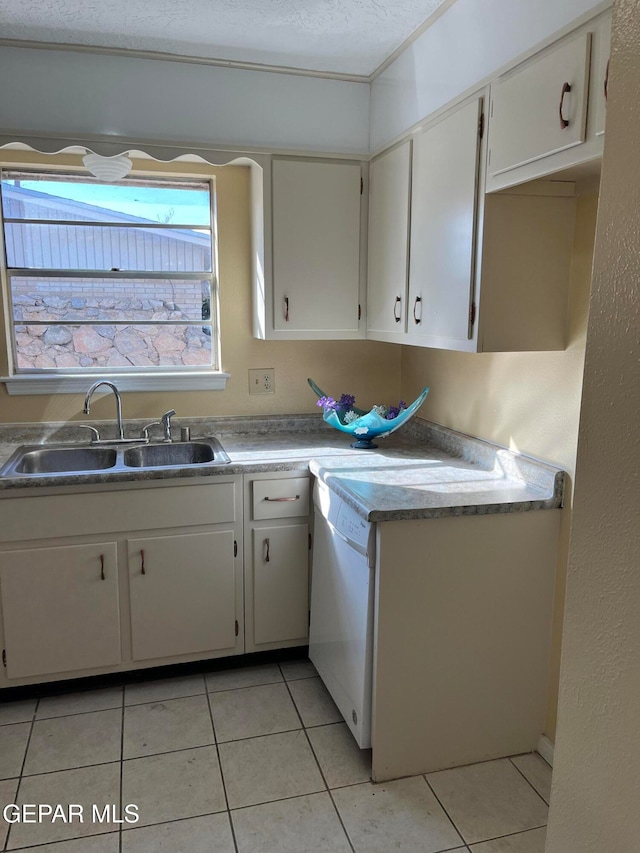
[0,170,220,380]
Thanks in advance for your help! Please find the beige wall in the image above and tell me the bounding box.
[0,153,603,748]
[547,1,640,849]
[401,190,599,739]
[0,152,401,423]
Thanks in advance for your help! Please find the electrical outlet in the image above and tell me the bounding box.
[248,368,275,395]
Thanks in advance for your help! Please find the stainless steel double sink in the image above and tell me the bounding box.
[0,437,231,479]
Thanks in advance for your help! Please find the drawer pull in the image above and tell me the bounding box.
[100,554,105,581]
[559,81,571,129]
[264,538,270,563]
[264,495,300,502]
[140,549,146,575]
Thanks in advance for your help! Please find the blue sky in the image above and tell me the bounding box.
[3,179,211,226]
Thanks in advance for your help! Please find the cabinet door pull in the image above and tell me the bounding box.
[559,82,571,129]
[284,296,289,322]
[100,554,105,581]
[604,59,609,102]
[264,495,300,502]
[413,296,422,324]
[140,549,146,575]
[393,296,402,323]
[264,538,270,563]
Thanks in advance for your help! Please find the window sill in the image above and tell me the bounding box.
[1,372,231,395]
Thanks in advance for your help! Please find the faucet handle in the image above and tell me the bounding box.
[78,424,101,444]
[140,421,162,441]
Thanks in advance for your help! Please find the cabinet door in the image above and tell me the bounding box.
[592,13,611,138]
[128,531,238,661]
[367,141,412,340]
[250,523,309,649]
[0,542,120,679]
[272,159,361,334]
[488,33,591,176]
[408,97,482,347]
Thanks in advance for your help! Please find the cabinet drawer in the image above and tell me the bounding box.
[252,477,310,520]
[0,481,238,543]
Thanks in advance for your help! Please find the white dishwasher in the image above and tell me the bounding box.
[309,479,376,748]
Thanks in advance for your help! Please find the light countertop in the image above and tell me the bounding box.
[0,415,564,521]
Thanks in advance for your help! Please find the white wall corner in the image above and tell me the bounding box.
[537,734,555,767]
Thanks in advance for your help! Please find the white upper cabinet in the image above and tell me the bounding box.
[487,10,611,191]
[367,141,412,341]
[407,97,483,349]
[592,12,611,138]
[489,33,591,176]
[268,158,364,339]
[366,97,483,352]
[365,90,578,354]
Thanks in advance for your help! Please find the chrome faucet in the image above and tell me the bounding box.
[83,380,125,440]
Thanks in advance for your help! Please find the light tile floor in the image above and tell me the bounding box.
[0,661,552,852]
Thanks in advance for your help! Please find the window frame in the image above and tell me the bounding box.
[0,164,229,394]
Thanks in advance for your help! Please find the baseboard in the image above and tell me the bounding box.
[537,735,555,767]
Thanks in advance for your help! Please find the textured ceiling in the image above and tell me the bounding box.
[0,0,449,76]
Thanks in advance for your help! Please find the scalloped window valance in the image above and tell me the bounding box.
[0,134,266,170]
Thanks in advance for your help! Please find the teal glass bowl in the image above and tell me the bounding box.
[308,379,430,450]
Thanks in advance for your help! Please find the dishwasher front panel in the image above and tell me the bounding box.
[309,506,374,748]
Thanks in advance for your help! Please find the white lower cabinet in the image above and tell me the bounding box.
[0,479,244,687]
[0,472,315,688]
[244,471,312,653]
[0,542,121,679]
[128,531,238,662]
[250,523,310,648]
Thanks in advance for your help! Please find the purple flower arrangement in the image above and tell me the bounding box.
[316,393,407,423]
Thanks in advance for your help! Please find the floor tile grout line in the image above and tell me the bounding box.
[206,678,284,695]
[18,742,222,780]
[5,697,40,852]
[121,807,229,833]
[280,667,357,853]
[8,827,120,851]
[0,675,320,723]
[123,695,205,707]
[508,755,551,806]
[18,759,123,780]
[423,774,470,848]
[204,689,239,853]
[5,808,239,850]
[464,823,549,847]
[217,724,306,746]
[118,684,125,853]
[32,703,125,722]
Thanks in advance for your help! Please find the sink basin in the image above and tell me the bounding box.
[124,441,219,468]
[15,446,117,474]
[0,437,231,479]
